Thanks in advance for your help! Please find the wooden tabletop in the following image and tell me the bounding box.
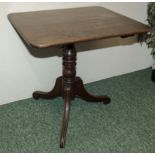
[8,6,150,48]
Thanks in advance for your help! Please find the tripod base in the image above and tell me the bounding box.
[33,76,110,148]
[33,44,110,148]
[33,76,110,103]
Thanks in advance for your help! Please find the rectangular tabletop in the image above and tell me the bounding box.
[8,6,150,48]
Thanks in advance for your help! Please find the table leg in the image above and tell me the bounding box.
[33,77,62,99]
[74,77,110,104]
[33,43,110,148]
[60,86,71,148]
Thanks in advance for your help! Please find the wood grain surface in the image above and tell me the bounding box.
[8,6,150,48]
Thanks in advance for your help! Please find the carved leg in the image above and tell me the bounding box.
[75,77,110,104]
[33,77,62,99]
[59,44,76,148]
[32,43,111,148]
[60,86,71,148]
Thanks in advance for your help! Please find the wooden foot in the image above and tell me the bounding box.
[75,77,110,104]
[60,86,71,148]
[33,77,62,100]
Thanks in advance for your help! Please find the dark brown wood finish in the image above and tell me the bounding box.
[8,6,150,148]
[8,6,150,48]
[33,44,110,148]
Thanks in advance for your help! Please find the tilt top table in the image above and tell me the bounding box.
[8,6,150,148]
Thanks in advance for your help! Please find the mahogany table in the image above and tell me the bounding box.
[8,6,150,148]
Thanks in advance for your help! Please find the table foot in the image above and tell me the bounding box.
[75,77,110,104]
[33,77,62,100]
[60,87,71,148]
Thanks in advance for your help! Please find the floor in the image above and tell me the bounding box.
[0,68,154,152]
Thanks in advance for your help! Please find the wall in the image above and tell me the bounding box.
[0,2,152,105]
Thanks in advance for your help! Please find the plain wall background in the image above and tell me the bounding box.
[0,2,152,105]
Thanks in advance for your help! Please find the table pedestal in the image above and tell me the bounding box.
[33,44,110,148]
